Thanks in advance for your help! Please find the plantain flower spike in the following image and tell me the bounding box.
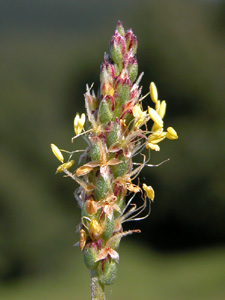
[50,21,178,300]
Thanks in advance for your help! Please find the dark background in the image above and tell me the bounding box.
[0,0,224,299]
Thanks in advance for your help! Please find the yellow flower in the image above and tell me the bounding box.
[166,127,178,140]
[148,107,163,128]
[50,143,64,163]
[74,113,86,135]
[56,160,75,173]
[142,183,155,201]
[149,82,158,103]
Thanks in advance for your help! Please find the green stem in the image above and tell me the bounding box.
[90,270,106,300]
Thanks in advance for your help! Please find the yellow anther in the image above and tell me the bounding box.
[149,82,158,103]
[151,122,161,132]
[148,107,164,128]
[133,104,147,127]
[74,113,86,135]
[50,143,64,163]
[142,183,155,201]
[75,165,93,177]
[148,130,166,144]
[86,199,98,215]
[146,142,160,151]
[158,100,167,119]
[155,100,160,112]
[102,82,114,97]
[89,219,104,240]
[133,104,143,118]
[79,229,86,251]
[166,127,178,140]
[56,160,75,173]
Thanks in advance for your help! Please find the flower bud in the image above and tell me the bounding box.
[110,30,125,65]
[89,142,101,162]
[85,93,99,113]
[83,242,99,270]
[98,100,112,124]
[116,80,130,105]
[100,64,115,95]
[125,29,138,55]
[113,63,120,76]
[98,259,117,285]
[116,20,125,36]
[127,57,138,83]
[95,176,110,201]
[111,161,128,178]
[109,233,121,250]
[102,216,115,241]
[106,123,119,148]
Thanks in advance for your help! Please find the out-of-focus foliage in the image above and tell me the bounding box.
[0,0,224,282]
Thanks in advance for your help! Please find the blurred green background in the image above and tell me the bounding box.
[0,0,224,299]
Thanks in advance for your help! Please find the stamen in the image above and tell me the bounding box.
[139,91,150,102]
[144,158,170,167]
[71,129,92,142]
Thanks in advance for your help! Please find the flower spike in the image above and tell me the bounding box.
[50,21,178,298]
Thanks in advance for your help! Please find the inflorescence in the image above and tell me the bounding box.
[51,21,178,287]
